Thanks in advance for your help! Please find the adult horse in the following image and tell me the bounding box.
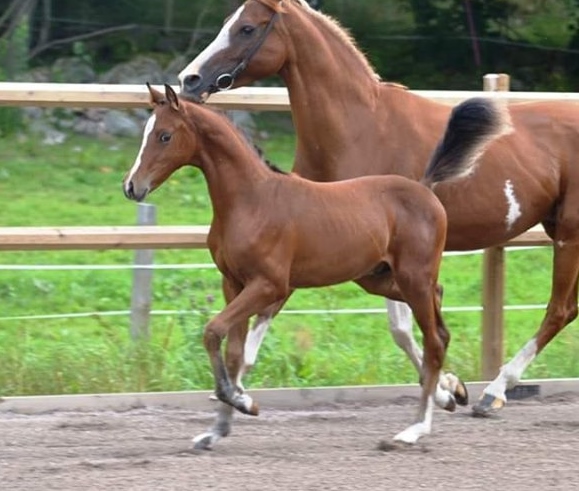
[123,84,509,448]
[178,0,579,418]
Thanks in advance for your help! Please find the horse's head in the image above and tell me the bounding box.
[179,0,288,102]
[123,84,196,202]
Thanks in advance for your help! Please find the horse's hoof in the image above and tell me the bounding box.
[472,393,505,417]
[233,393,260,416]
[443,396,457,413]
[455,380,469,406]
[192,432,215,451]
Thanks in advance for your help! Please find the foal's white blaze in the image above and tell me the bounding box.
[504,179,522,230]
[178,6,244,84]
[483,338,538,401]
[125,114,156,192]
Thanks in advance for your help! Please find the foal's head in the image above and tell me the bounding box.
[179,0,294,102]
[123,84,196,202]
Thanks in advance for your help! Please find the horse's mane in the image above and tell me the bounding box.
[255,0,382,82]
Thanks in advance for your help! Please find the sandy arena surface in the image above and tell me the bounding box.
[2,392,579,491]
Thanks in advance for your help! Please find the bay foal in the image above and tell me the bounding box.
[123,84,510,449]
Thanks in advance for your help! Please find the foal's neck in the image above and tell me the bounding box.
[189,105,273,217]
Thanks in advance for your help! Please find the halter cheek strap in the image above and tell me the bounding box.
[215,10,280,91]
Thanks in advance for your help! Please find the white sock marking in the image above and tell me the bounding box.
[178,6,244,84]
[504,179,522,230]
[484,338,537,400]
[125,114,156,192]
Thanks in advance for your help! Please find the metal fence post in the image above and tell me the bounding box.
[130,203,156,341]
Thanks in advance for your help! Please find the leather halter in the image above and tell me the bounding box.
[215,10,280,91]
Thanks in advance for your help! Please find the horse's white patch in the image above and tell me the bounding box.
[484,338,537,400]
[178,6,244,83]
[557,240,566,248]
[244,316,272,367]
[125,114,156,191]
[504,179,522,230]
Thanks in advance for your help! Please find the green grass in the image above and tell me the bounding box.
[1,117,578,397]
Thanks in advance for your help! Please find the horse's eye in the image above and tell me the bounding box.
[160,132,171,143]
[240,25,255,35]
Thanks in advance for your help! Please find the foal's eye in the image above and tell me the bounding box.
[160,132,171,143]
[240,25,255,35]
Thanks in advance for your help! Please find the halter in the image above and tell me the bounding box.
[215,10,280,91]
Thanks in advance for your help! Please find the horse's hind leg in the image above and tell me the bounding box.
[355,274,448,443]
[386,297,468,410]
[473,238,579,416]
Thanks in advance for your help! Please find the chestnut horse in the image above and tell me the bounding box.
[178,0,579,418]
[123,84,508,448]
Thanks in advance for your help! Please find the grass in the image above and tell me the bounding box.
[1,113,578,397]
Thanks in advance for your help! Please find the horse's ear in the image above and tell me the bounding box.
[164,84,180,111]
[146,82,165,107]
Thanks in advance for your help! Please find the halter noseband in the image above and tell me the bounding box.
[215,10,280,91]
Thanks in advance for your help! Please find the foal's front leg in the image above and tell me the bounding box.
[203,280,283,416]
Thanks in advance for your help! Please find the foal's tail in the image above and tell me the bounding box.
[422,97,512,186]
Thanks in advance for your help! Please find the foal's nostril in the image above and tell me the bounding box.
[183,74,203,93]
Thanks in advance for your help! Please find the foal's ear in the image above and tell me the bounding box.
[146,82,165,107]
[164,84,180,111]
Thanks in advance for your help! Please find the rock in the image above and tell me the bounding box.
[99,56,166,85]
[102,109,142,138]
[51,57,96,83]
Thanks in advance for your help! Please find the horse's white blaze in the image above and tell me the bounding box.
[125,114,156,191]
[483,338,538,401]
[504,179,522,230]
[178,6,244,84]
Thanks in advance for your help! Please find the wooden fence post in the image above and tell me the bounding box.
[480,73,510,380]
[130,203,156,341]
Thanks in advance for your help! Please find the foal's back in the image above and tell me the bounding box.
[264,174,447,288]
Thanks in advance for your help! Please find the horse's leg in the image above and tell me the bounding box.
[386,298,468,410]
[392,280,447,444]
[239,291,294,388]
[204,279,284,415]
[193,277,243,450]
[473,239,579,416]
[356,274,447,443]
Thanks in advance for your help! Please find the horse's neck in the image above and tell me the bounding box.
[279,6,447,181]
[193,108,270,218]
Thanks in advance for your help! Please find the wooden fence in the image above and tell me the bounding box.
[0,76,570,380]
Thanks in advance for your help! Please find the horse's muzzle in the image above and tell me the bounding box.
[123,181,148,202]
[180,74,206,102]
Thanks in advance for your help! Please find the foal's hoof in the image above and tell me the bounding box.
[231,393,259,416]
[472,393,505,417]
[192,432,217,451]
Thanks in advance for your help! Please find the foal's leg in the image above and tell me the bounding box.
[203,279,284,415]
[356,274,447,443]
[193,278,243,450]
[473,239,579,416]
[386,298,468,410]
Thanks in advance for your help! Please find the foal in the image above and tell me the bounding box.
[123,84,510,448]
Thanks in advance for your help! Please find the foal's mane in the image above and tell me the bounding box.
[255,0,382,83]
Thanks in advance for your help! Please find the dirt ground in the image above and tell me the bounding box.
[2,392,579,491]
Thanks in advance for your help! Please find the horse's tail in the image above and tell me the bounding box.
[422,97,512,186]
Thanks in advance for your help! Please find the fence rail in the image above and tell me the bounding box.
[0,78,564,380]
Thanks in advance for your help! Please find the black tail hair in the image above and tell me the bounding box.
[423,97,511,185]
